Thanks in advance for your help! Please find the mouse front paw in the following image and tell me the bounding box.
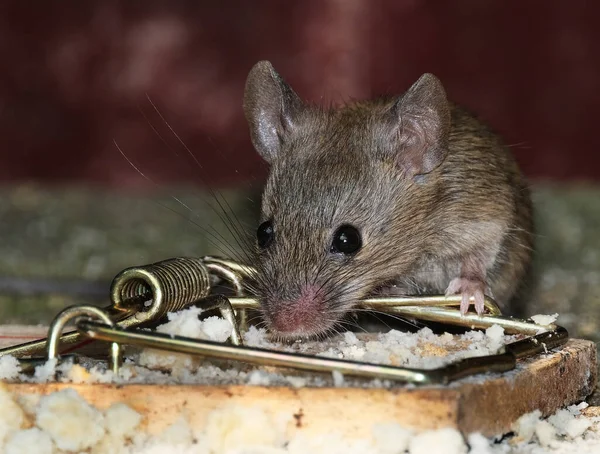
[445,277,486,315]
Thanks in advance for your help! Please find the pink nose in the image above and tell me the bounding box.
[269,307,317,333]
[268,286,323,334]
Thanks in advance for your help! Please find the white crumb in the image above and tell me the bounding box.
[104,402,142,439]
[568,402,589,415]
[564,417,593,439]
[534,420,557,447]
[0,384,26,444]
[485,324,505,353]
[408,427,467,454]
[247,369,274,386]
[548,409,573,435]
[32,358,57,383]
[286,432,376,454]
[512,409,543,443]
[0,356,21,380]
[36,388,105,451]
[154,416,194,446]
[467,433,493,454]
[371,423,413,453]
[203,405,284,452]
[4,428,54,454]
[530,313,559,326]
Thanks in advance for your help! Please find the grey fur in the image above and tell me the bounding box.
[244,61,533,338]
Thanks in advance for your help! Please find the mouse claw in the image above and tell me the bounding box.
[445,277,486,316]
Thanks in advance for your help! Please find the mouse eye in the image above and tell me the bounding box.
[330,225,362,255]
[257,220,274,248]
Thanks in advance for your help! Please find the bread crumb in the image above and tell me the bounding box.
[0,355,21,380]
[466,433,493,454]
[155,416,193,446]
[535,420,557,447]
[4,428,54,454]
[0,384,26,443]
[248,369,274,386]
[511,410,542,443]
[548,409,573,435]
[530,313,559,326]
[565,417,593,439]
[36,388,105,451]
[32,358,57,383]
[105,402,142,438]
[204,405,284,452]
[485,324,505,353]
[409,428,467,454]
[372,422,413,453]
[64,363,92,383]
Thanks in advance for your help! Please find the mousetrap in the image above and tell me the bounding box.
[0,257,596,439]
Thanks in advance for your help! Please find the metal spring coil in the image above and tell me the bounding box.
[110,257,211,323]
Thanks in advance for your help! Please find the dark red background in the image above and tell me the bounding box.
[1,1,598,189]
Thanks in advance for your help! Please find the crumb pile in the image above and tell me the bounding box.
[0,383,597,454]
[0,308,596,453]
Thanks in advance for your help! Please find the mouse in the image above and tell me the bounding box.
[243,60,533,339]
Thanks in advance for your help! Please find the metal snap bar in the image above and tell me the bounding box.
[225,294,550,335]
[75,315,568,385]
[46,305,122,375]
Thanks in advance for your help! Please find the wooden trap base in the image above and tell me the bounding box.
[3,339,597,438]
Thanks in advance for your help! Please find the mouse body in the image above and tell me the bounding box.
[243,61,533,338]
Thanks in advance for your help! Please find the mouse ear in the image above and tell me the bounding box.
[243,61,303,164]
[389,73,451,177]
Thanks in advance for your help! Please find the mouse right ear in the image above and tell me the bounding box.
[389,73,451,177]
[243,61,303,164]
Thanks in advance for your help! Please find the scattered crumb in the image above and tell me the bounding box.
[155,416,193,446]
[530,313,559,326]
[0,356,21,381]
[0,384,26,444]
[36,388,105,451]
[467,433,493,454]
[409,427,467,454]
[512,410,543,443]
[4,428,53,454]
[203,405,284,452]
[371,422,413,453]
[485,324,505,353]
[32,358,57,383]
[534,420,557,447]
[104,402,142,439]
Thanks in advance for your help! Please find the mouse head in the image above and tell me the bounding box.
[243,61,451,339]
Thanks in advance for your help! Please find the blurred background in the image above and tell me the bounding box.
[0,0,598,356]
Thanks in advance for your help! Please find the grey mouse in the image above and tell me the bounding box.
[243,60,533,339]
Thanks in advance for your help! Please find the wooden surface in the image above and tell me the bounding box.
[3,339,597,438]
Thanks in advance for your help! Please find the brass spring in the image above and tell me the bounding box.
[110,257,211,325]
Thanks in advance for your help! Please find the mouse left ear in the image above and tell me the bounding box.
[388,73,451,177]
[243,61,304,164]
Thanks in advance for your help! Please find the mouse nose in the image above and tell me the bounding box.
[266,286,325,335]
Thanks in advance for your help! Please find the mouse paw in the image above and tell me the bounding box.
[445,277,486,315]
